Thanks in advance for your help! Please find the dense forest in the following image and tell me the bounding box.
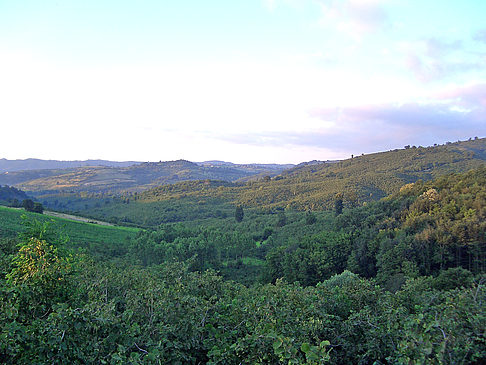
[0,163,485,363]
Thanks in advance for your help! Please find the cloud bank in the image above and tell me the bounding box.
[215,83,486,155]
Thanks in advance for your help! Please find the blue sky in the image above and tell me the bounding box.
[1,0,485,163]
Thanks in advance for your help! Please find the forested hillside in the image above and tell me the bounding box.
[48,138,486,226]
[0,185,29,206]
[0,167,484,363]
[236,138,486,209]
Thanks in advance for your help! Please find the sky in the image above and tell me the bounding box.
[0,0,485,164]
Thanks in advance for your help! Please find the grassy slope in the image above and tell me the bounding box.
[0,206,139,252]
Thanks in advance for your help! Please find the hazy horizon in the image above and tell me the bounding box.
[2,137,483,167]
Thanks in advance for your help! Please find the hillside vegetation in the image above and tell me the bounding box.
[0,185,29,206]
[129,140,486,212]
[50,138,486,226]
[0,167,484,364]
[236,138,486,210]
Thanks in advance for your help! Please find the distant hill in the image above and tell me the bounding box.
[239,138,486,209]
[0,159,293,194]
[0,158,140,173]
[21,138,486,226]
[139,138,486,211]
[197,161,295,171]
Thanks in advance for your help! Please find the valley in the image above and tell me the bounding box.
[3,1,484,362]
[0,139,485,364]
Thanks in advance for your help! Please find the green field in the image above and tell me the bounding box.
[0,205,139,256]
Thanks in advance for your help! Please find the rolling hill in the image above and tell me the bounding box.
[0,159,293,194]
[234,138,486,209]
[138,138,486,209]
[41,138,486,226]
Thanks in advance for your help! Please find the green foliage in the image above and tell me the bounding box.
[276,210,287,227]
[74,195,235,227]
[18,214,68,244]
[21,198,34,212]
[266,231,352,285]
[1,237,485,364]
[33,202,44,213]
[389,277,486,364]
[21,199,44,214]
[305,210,317,225]
[6,237,76,316]
[0,185,28,206]
[334,195,343,216]
[432,267,474,291]
[1,166,486,364]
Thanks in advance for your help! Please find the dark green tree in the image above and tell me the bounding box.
[33,202,44,214]
[276,211,287,227]
[22,199,35,212]
[235,205,244,222]
[334,195,343,216]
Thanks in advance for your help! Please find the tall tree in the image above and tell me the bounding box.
[235,205,244,222]
[22,199,34,212]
